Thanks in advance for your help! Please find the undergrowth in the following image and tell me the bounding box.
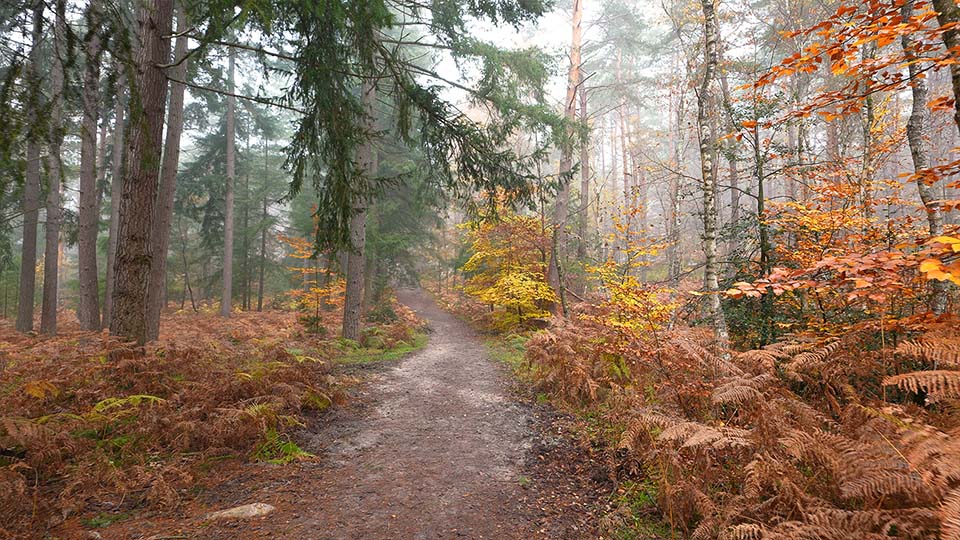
[435,282,960,538]
[0,293,423,539]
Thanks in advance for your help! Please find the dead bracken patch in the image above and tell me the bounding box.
[0,308,379,539]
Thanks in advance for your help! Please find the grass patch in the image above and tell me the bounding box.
[82,512,132,529]
[607,480,671,540]
[337,332,428,365]
[485,334,535,380]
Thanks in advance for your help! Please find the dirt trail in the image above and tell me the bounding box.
[111,289,602,539]
[295,288,537,538]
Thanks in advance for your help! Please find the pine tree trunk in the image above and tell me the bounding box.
[145,2,188,341]
[17,2,44,333]
[547,0,583,316]
[102,67,126,328]
[904,0,948,314]
[78,0,102,330]
[40,5,66,335]
[221,48,236,318]
[342,78,377,341]
[241,130,251,311]
[109,0,173,344]
[576,76,590,263]
[258,196,267,312]
[697,0,729,343]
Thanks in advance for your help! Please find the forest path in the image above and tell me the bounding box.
[290,288,536,538]
[117,288,603,539]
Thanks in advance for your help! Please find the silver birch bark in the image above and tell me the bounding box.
[697,0,729,342]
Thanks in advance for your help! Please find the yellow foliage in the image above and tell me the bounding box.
[460,213,556,328]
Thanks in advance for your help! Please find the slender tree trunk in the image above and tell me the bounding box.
[718,63,741,268]
[932,0,960,136]
[258,135,269,312]
[697,0,729,342]
[102,67,126,328]
[241,129,251,311]
[178,217,197,312]
[221,48,236,317]
[617,49,631,251]
[576,73,590,263]
[78,0,103,330]
[547,0,583,317]
[109,0,173,344]
[904,0,948,314]
[17,2,43,333]
[258,196,267,312]
[41,5,66,335]
[146,2,188,340]
[342,78,377,340]
[667,69,683,286]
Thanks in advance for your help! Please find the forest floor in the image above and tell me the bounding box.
[101,289,610,540]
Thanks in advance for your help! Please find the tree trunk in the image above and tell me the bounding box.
[697,0,729,342]
[258,196,267,312]
[17,2,44,334]
[220,47,236,318]
[241,128,251,311]
[342,78,377,341]
[546,0,583,317]
[904,0,948,314]
[617,49,631,253]
[109,0,173,344]
[102,66,126,328]
[146,1,188,341]
[178,217,197,312]
[718,60,741,267]
[41,4,66,335]
[667,60,683,286]
[78,0,103,330]
[932,0,960,136]
[576,74,590,263]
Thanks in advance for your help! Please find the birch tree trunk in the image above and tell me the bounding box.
[41,5,66,335]
[109,0,173,344]
[146,1,188,340]
[102,66,126,328]
[342,78,377,341]
[220,47,236,318]
[17,2,43,333]
[78,0,103,330]
[903,0,948,314]
[697,0,729,342]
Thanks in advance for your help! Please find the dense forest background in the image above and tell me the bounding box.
[2,0,960,538]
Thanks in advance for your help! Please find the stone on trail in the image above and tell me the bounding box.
[206,502,275,520]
